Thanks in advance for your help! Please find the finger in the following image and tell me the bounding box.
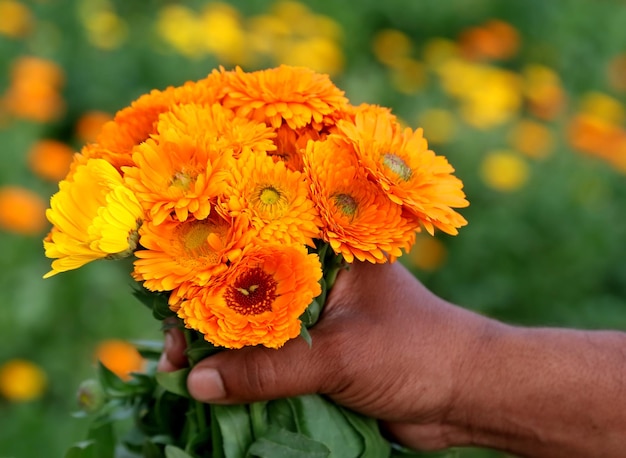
[157,325,188,372]
[186,326,338,404]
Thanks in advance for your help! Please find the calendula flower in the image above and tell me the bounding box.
[337,105,468,236]
[95,339,145,381]
[133,212,251,291]
[269,124,325,172]
[44,158,143,278]
[27,139,74,182]
[0,186,47,235]
[220,151,320,247]
[176,244,322,349]
[123,105,240,225]
[221,65,349,129]
[96,70,229,168]
[0,359,47,402]
[304,135,416,263]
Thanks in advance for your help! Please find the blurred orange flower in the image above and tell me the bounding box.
[0,186,47,235]
[2,56,65,122]
[175,244,322,349]
[28,139,75,182]
[508,120,554,159]
[75,110,113,144]
[95,340,145,381]
[458,19,519,61]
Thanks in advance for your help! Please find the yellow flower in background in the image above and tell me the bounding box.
[0,186,47,235]
[422,38,458,70]
[44,159,144,278]
[222,65,349,129]
[95,340,145,381]
[221,151,320,247]
[0,0,32,38]
[0,359,47,402]
[276,36,344,77]
[372,29,413,67]
[28,139,75,182]
[406,234,447,271]
[304,134,416,263]
[417,109,457,145]
[508,119,554,159]
[579,91,625,125]
[176,244,322,349]
[156,4,205,58]
[523,64,567,121]
[338,105,468,236]
[481,150,529,192]
[199,2,248,64]
[389,58,426,95]
[607,54,626,92]
[133,212,251,291]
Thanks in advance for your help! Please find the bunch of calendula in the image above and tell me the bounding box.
[44,65,468,458]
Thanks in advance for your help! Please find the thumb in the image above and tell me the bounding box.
[186,330,335,404]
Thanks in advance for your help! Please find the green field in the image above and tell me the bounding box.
[1,0,626,456]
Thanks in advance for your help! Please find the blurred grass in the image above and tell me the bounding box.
[1,0,626,456]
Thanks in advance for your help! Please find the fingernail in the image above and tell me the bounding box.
[164,330,173,350]
[188,368,226,402]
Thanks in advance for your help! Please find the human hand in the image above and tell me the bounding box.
[159,260,500,451]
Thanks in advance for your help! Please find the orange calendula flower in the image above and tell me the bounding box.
[27,139,75,182]
[123,105,241,225]
[95,70,229,169]
[0,186,47,235]
[337,105,468,236]
[304,135,416,263]
[176,244,322,349]
[95,340,145,381]
[269,124,326,172]
[220,151,320,247]
[133,212,251,291]
[44,158,144,278]
[221,65,349,129]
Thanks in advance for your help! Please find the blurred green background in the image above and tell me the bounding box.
[1,0,626,456]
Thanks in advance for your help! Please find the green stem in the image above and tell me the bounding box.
[183,328,209,452]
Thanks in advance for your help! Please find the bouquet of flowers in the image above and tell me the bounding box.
[43,65,468,458]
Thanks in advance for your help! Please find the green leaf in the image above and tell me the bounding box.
[247,425,330,458]
[299,324,313,347]
[185,338,223,365]
[287,395,364,457]
[165,445,195,458]
[97,362,127,394]
[155,368,191,398]
[87,422,116,458]
[339,409,391,458]
[213,404,254,458]
[131,339,165,360]
[65,441,95,458]
[132,286,174,320]
[142,440,164,458]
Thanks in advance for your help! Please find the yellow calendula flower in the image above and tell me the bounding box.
[175,244,322,349]
[0,359,47,402]
[44,158,144,278]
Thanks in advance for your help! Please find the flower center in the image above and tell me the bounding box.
[259,186,280,205]
[382,153,412,181]
[176,218,228,264]
[171,170,194,191]
[225,267,277,315]
[333,193,357,218]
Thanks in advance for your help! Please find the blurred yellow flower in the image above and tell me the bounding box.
[417,109,457,144]
[481,150,529,191]
[28,139,75,182]
[276,36,344,76]
[44,158,144,278]
[507,119,554,159]
[579,91,624,125]
[95,340,145,381]
[156,4,205,58]
[390,57,426,94]
[406,234,447,271]
[607,54,626,92]
[0,359,47,402]
[523,64,567,121]
[422,38,458,70]
[0,186,47,235]
[199,2,248,65]
[372,29,413,67]
[0,0,32,38]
